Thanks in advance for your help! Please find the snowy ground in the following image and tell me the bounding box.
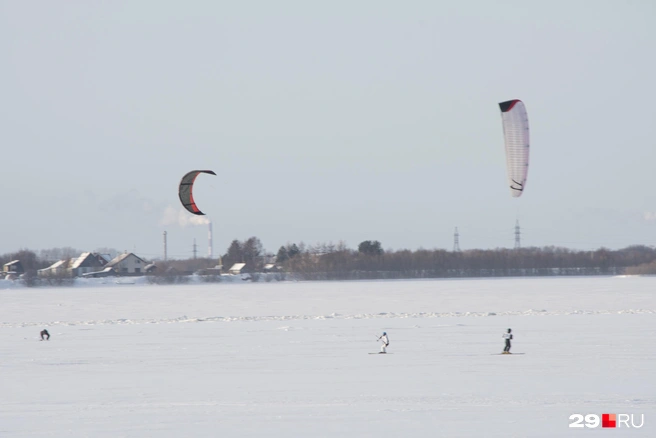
[1,276,655,437]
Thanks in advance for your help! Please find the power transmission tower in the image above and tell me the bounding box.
[453,227,461,252]
[514,220,521,249]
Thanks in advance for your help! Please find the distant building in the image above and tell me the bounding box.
[70,252,108,276]
[81,266,116,278]
[228,263,246,275]
[38,252,108,278]
[104,252,148,275]
[3,260,24,275]
[38,260,68,277]
[196,265,222,276]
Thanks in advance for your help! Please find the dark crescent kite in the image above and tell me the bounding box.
[178,170,216,215]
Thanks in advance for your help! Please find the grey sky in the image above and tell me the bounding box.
[1,1,655,259]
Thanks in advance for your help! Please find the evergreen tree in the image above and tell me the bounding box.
[276,246,289,263]
[243,237,263,271]
[222,240,243,270]
[288,243,301,258]
[358,240,383,256]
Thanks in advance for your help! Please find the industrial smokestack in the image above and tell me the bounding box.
[208,221,213,258]
[163,231,167,261]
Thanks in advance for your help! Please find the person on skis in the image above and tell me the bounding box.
[502,328,512,353]
[378,332,389,353]
[40,329,50,341]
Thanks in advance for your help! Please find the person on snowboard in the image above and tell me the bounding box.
[502,328,512,353]
[378,332,389,353]
[40,329,50,341]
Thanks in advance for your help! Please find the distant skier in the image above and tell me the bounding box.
[377,332,389,353]
[502,328,512,353]
[40,329,50,341]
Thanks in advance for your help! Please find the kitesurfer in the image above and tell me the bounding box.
[377,332,389,353]
[502,328,512,353]
[40,329,50,341]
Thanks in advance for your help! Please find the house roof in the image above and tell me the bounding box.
[4,260,21,267]
[70,252,92,269]
[97,254,112,263]
[81,266,116,277]
[105,252,147,268]
[105,253,130,267]
[229,263,246,271]
[39,260,67,272]
[70,252,107,269]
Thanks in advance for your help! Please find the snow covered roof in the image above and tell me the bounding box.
[81,266,116,277]
[105,253,146,268]
[39,260,67,272]
[229,263,246,272]
[105,253,130,267]
[3,260,20,267]
[70,252,92,269]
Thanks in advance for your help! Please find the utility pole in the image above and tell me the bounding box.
[453,227,461,252]
[193,238,197,260]
[514,220,521,249]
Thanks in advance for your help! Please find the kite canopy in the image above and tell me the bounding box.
[499,99,529,197]
[178,170,216,215]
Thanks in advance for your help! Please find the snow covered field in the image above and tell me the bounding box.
[1,276,654,437]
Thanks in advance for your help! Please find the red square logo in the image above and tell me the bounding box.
[602,414,616,428]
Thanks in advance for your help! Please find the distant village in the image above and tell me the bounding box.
[4,252,147,279]
[0,236,287,286]
[3,241,656,286]
[1,250,276,285]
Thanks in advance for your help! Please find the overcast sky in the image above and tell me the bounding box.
[1,1,655,259]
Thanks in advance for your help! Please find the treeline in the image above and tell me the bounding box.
[273,241,656,280]
[625,259,656,275]
[4,242,656,283]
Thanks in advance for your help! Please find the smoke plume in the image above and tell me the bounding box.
[161,205,210,227]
